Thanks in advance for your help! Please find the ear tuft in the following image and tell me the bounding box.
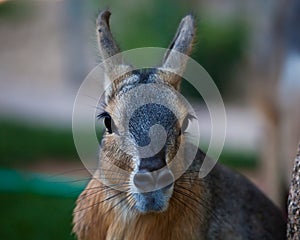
[96,10,132,82]
[159,14,196,90]
[97,10,111,31]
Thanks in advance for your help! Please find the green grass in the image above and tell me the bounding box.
[0,193,76,240]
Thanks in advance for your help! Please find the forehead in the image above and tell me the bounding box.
[107,68,163,98]
[104,68,188,122]
[106,68,179,104]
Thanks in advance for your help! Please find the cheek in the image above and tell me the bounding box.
[98,137,135,190]
[101,136,135,170]
[166,134,182,165]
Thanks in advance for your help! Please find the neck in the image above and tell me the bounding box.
[73,175,209,240]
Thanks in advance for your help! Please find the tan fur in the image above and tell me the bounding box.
[73,10,286,240]
[73,170,208,240]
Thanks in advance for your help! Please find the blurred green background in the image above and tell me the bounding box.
[0,0,295,239]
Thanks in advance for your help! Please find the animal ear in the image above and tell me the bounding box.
[96,10,132,81]
[159,14,196,90]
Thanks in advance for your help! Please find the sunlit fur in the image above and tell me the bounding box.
[73,10,286,240]
[97,69,189,213]
[73,151,210,240]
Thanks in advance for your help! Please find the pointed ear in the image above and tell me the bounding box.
[96,11,132,81]
[159,14,196,90]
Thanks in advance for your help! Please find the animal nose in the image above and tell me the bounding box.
[133,168,174,193]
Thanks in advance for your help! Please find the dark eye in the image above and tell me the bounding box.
[98,112,113,134]
[181,117,189,133]
[104,115,112,134]
[179,114,195,135]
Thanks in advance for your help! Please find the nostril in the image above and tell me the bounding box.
[133,172,155,192]
[133,169,174,193]
[157,170,174,188]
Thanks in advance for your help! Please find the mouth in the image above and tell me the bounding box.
[132,184,173,213]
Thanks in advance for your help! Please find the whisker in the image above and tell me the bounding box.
[173,188,202,211]
[103,195,129,216]
[93,176,131,182]
[82,94,101,102]
[49,177,93,184]
[171,192,195,214]
[45,168,95,179]
[175,184,232,228]
[97,168,131,176]
[77,183,130,202]
[126,194,136,212]
[74,191,124,214]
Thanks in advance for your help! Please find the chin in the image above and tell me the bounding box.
[132,186,173,213]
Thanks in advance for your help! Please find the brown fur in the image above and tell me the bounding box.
[73,10,286,240]
[73,149,286,240]
[73,168,208,240]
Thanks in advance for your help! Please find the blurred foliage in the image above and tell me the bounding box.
[0,2,253,239]
[191,20,248,98]
[0,120,78,167]
[0,1,33,21]
[0,193,75,240]
[88,0,248,98]
[219,149,257,169]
